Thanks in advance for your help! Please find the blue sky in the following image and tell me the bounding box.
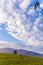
[0,0,43,54]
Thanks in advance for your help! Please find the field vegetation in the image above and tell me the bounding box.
[0,53,43,65]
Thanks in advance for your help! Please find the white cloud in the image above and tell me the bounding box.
[27,37,40,46]
[0,9,5,22]
[40,3,43,9]
[20,0,32,10]
[27,6,35,15]
[0,41,22,49]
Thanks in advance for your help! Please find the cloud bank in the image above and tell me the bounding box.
[0,41,22,49]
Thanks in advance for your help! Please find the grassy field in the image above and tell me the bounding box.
[0,53,43,65]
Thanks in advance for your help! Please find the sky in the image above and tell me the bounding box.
[0,0,43,54]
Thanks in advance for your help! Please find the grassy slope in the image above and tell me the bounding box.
[0,53,43,65]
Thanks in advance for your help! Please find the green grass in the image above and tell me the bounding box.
[0,53,43,65]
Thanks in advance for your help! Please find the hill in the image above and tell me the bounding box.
[0,48,43,57]
[0,53,43,65]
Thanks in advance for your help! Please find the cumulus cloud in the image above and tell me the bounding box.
[0,0,43,53]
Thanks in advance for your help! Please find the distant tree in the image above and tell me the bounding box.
[20,54,22,58]
[13,50,17,54]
